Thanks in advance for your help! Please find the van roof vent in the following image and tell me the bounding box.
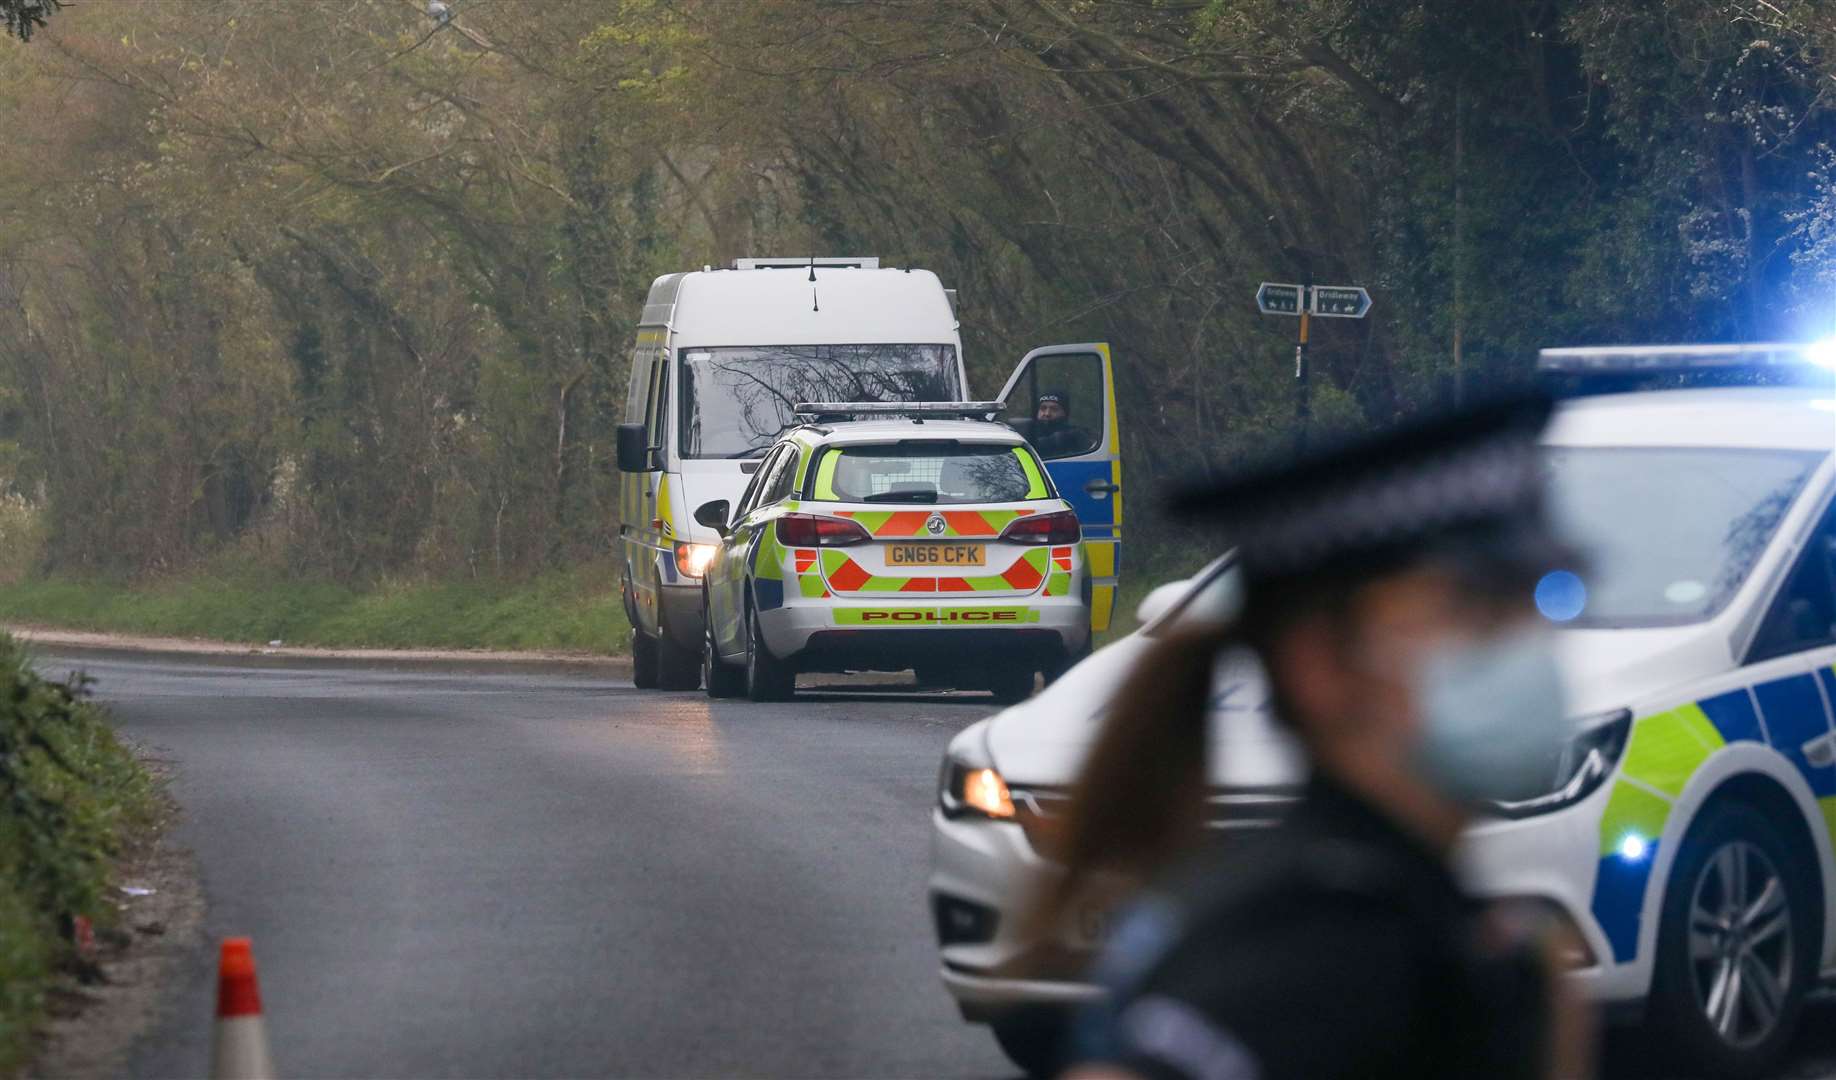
[732,257,880,270]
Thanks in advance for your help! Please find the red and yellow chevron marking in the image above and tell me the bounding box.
[1051,546,1074,571]
[833,508,1036,538]
[819,548,1050,594]
[792,548,830,598]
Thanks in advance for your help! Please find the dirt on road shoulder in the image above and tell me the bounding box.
[25,756,205,1080]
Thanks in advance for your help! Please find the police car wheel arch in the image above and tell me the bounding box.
[1647,798,1818,1069]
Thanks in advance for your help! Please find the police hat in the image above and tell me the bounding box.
[1171,392,1566,587]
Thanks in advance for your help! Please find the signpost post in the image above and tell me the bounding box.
[1255,280,1371,452]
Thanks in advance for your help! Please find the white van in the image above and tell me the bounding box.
[615,257,1127,690]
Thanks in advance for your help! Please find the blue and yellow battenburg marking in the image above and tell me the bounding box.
[1590,666,1836,963]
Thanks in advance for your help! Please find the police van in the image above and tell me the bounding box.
[928,345,1836,1078]
[616,258,1125,690]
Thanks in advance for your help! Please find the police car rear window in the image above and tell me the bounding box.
[807,443,1049,505]
[1545,446,1826,627]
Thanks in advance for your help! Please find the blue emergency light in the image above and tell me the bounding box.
[1537,343,1836,395]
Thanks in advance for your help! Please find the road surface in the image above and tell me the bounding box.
[33,650,1836,1079]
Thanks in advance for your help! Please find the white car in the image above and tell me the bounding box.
[695,406,1092,701]
[929,347,1836,1078]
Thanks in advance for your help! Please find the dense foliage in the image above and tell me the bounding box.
[0,0,61,42]
[1,0,1834,579]
[0,634,153,1070]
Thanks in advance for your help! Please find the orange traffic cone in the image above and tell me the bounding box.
[210,938,276,1080]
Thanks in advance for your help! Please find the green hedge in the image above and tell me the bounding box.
[0,635,155,1072]
[0,562,631,654]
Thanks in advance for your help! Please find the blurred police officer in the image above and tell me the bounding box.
[1042,393,1593,1080]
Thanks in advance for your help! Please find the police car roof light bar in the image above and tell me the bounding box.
[1536,343,1819,374]
[793,401,1007,419]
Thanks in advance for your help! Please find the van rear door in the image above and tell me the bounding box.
[997,343,1123,632]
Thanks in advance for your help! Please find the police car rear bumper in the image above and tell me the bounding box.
[760,596,1091,670]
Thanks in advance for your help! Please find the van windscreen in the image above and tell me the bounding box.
[678,345,961,458]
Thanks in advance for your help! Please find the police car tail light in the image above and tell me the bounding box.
[1490,708,1632,819]
[999,511,1080,545]
[776,513,870,548]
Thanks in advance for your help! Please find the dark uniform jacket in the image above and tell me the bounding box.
[1077,777,1551,1080]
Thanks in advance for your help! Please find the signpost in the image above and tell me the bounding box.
[1309,285,1371,319]
[1255,282,1305,316]
[1254,280,1372,451]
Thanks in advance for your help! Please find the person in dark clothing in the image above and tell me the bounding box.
[1045,393,1594,1080]
[1021,390,1094,458]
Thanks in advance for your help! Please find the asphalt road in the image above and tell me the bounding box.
[32,650,1836,1079]
[45,651,1011,1078]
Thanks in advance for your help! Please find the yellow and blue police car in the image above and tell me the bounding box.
[694,403,1093,702]
[929,345,1836,1078]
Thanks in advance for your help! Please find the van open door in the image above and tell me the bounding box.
[998,343,1123,633]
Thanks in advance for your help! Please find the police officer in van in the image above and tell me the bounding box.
[1041,393,1594,1080]
[1017,390,1094,459]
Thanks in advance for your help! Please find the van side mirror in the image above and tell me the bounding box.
[694,500,730,536]
[617,424,653,473]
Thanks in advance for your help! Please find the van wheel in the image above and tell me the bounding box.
[1646,800,1814,1080]
[990,1009,1066,1078]
[653,626,701,690]
[632,630,660,689]
[745,605,795,702]
[704,623,745,699]
[986,666,1036,704]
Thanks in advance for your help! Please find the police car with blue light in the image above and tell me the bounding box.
[929,343,1836,1078]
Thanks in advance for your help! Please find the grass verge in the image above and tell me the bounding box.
[0,563,632,654]
[0,634,158,1073]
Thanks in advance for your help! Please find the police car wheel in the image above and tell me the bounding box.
[1042,641,1091,686]
[704,622,744,699]
[631,630,660,689]
[913,664,951,688]
[989,1009,1067,1078]
[1647,800,1813,1079]
[986,666,1036,705]
[745,605,795,702]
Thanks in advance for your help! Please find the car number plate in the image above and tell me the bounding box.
[887,543,986,567]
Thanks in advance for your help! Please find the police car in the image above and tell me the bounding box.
[693,403,1092,702]
[929,346,1836,1078]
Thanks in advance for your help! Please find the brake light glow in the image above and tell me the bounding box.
[777,513,871,547]
[999,511,1081,545]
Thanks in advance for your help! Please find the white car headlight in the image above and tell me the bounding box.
[1490,708,1633,819]
[937,751,1016,820]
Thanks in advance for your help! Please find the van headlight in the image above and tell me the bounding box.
[674,542,718,579]
[937,750,1016,820]
[1489,708,1633,819]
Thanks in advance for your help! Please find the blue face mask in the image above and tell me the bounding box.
[1410,627,1574,805]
